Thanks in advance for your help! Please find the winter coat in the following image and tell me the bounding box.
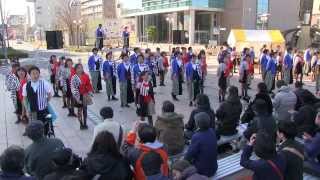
[294,103,317,135]
[243,113,277,141]
[81,154,133,180]
[240,145,286,180]
[273,86,297,122]
[185,106,215,132]
[185,129,218,177]
[278,139,304,180]
[178,166,209,180]
[0,172,36,180]
[122,132,169,180]
[146,174,170,180]
[241,92,273,124]
[25,137,65,180]
[216,96,242,136]
[155,112,185,156]
[43,166,76,180]
[304,132,320,176]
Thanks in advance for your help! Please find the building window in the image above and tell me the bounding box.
[256,0,269,29]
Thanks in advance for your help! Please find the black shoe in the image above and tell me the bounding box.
[111,96,118,101]
[53,94,61,97]
[62,104,67,108]
[125,104,130,108]
[171,93,178,101]
[108,96,111,101]
[189,101,193,106]
[83,125,88,129]
[68,113,77,117]
[121,104,124,107]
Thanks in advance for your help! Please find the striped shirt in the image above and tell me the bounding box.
[22,79,53,111]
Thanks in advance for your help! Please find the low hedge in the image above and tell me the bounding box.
[0,47,28,59]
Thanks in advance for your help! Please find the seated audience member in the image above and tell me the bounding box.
[241,82,273,123]
[184,112,218,177]
[24,121,64,180]
[304,111,320,177]
[244,99,277,141]
[82,131,132,180]
[277,121,304,180]
[141,151,170,180]
[155,101,184,156]
[293,81,305,110]
[43,148,81,180]
[172,160,209,180]
[294,90,317,136]
[122,123,169,180]
[0,146,36,180]
[185,94,215,139]
[216,86,242,137]
[240,131,286,180]
[273,80,297,122]
[93,107,124,147]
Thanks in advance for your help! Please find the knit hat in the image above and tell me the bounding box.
[195,112,211,131]
[23,121,44,141]
[172,160,191,172]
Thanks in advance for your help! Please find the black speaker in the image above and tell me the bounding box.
[46,31,63,49]
[173,30,187,44]
[173,30,181,44]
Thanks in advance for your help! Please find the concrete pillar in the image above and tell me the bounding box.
[189,9,195,45]
[172,12,178,30]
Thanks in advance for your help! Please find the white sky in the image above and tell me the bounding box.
[3,0,28,15]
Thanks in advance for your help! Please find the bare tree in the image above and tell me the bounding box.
[55,0,76,45]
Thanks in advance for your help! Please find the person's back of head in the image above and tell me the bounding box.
[276,80,287,89]
[295,81,303,89]
[100,106,113,119]
[195,112,211,131]
[228,86,239,99]
[162,100,175,113]
[196,94,211,109]
[24,120,44,142]
[277,120,298,140]
[252,99,268,115]
[0,145,25,174]
[138,124,157,144]
[51,148,74,168]
[254,130,276,160]
[257,82,268,94]
[141,151,163,177]
[90,131,121,159]
[301,90,317,105]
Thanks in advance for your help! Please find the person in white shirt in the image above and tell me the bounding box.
[93,107,124,148]
[22,66,53,134]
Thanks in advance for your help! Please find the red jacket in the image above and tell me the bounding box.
[126,132,169,180]
[79,73,93,95]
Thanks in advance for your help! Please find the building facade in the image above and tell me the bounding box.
[312,0,320,26]
[120,0,225,45]
[221,0,300,43]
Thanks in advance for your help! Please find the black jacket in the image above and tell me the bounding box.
[241,92,272,123]
[278,139,304,180]
[243,113,277,141]
[43,166,76,180]
[216,96,242,136]
[81,154,133,180]
[185,106,215,132]
[294,104,317,135]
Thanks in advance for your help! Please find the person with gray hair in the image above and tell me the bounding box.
[273,80,297,122]
[0,145,36,180]
[184,112,218,177]
[24,121,64,180]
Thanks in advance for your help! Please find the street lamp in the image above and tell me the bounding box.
[73,19,82,48]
